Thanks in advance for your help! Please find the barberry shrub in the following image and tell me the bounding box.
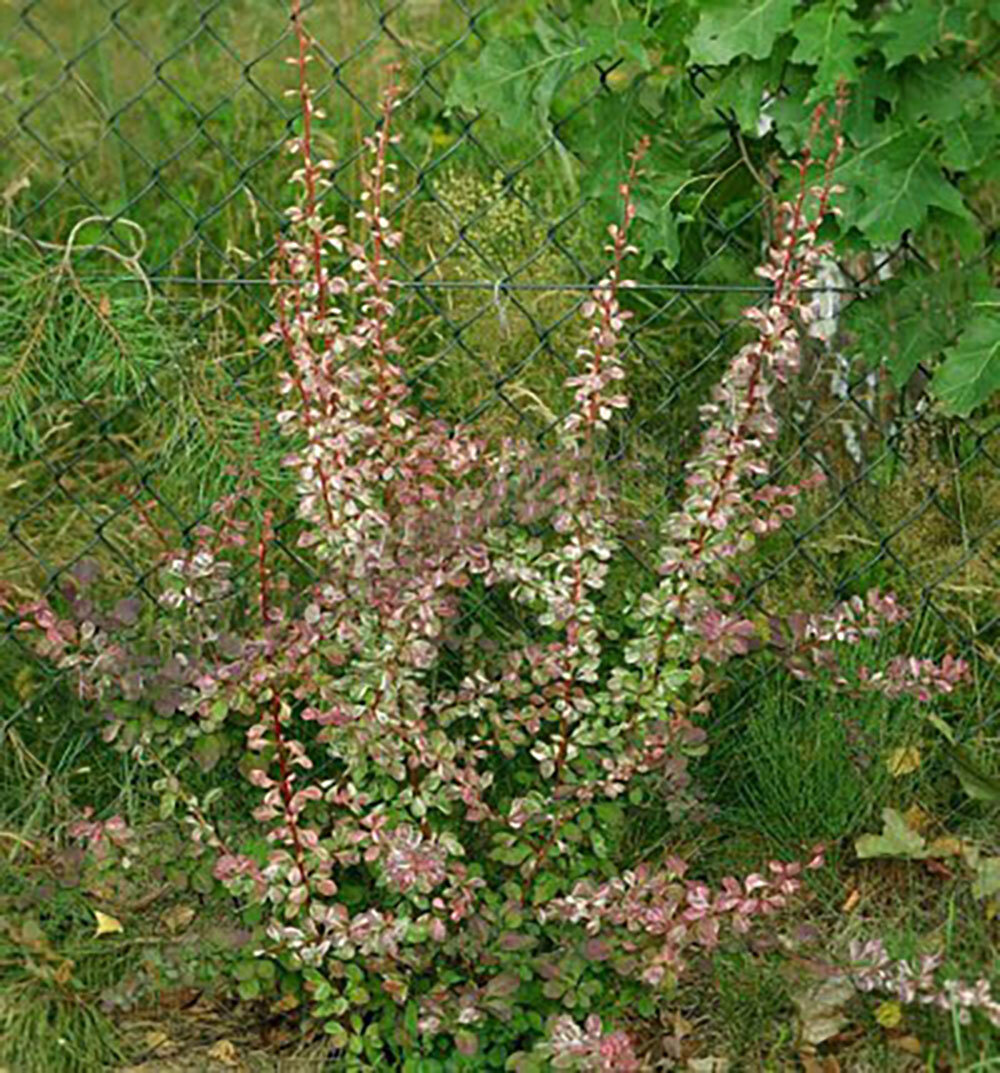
[2,8,972,1070]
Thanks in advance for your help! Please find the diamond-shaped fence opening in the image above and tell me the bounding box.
[1,0,998,754]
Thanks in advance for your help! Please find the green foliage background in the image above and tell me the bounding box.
[447,0,1000,416]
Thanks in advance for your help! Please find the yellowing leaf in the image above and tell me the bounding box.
[875,1000,903,1028]
[2,174,30,205]
[144,1030,172,1052]
[206,1039,239,1067]
[855,807,928,860]
[160,904,196,934]
[93,910,123,937]
[800,1057,841,1073]
[903,804,931,832]
[925,836,964,858]
[13,666,35,701]
[888,1034,923,1056]
[972,857,1000,900]
[886,747,921,776]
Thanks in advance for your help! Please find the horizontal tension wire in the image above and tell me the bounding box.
[77,275,871,295]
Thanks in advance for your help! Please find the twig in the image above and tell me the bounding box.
[734,124,772,195]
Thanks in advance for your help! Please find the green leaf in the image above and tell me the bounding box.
[158,792,177,822]
[191,861,215,895]
[945,743,1000,801]
[926,711,957,745]
[698,44,791,131]
[234,960,257,981]
[635,193,681,269]
[874,0,969,68]
[324,1021,349,1048]
[594,801,624,826]
[855,807,928,860]
[844,60,900,144]
[688,0,800,66]
[574,90,693,266]
[490,842,533,866]
[941,112,999,171]
[835,126,969,243]
[506,1055,547,1073]
[446,16,650,134]
[791,0,866,100]
[530,871,562,905]
[930,308,1000,415]
[576,21,653,70]
[193,732,224,774]
[841,276,949,388]
[896,59,987,124]
[404,999,419,1040]
[589,829,608,858]
[772,56,896,153]
[769,67,820,153]
[446,34,572,132]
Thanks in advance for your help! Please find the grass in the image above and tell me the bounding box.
[665,624,1000,1067]
[0,0,765,608]
[0,1,479,273]
[2,2,999,1069]
[601,592,999,1068]
[0,234,297,593]
[0,987,123,1073]
[0,698,128,1072]
[0,683,273,1071]
[4,282,998,1068]
[717,677,904,845]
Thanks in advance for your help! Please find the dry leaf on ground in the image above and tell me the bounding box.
[206,1038,240,1067]
[160,905,197,934]
[888,1034,923,1056]
[143,1030,174,1054]
[790,975,855,1046]
[841,888,861,913]
[800,1055,840,1073]
[886,747,921,776]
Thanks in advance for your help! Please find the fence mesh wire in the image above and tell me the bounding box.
[2,0,998,745]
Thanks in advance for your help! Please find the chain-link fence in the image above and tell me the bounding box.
[2,0,998,745]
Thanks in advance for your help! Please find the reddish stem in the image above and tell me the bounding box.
[268,693,313,910]
[291,0,329,323]
[684,101,845,572]
[273,258,338,532]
